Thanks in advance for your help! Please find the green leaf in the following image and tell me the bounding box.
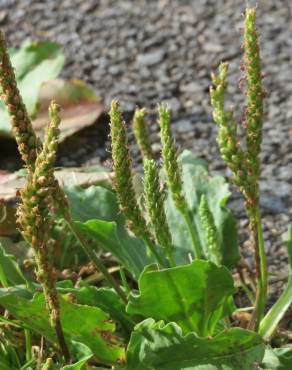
[60,355,92,370]
[65,185,123,227]
[127,260,236,336]
[165,150,239,268]
[0,41,65,136]
[75,219,149,280]
[58,283,134,333]
[261,347,292,369]
[66,185,151,279]
[0,242,27,287]
[0,288,124,364]
[125,318,265,370]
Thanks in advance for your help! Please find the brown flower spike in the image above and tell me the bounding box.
[18,102,69,361]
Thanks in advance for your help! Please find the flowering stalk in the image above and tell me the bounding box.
[143,158,175,266]
[109,100,165,267]
[199,195,221,265]
[0,31,40,171]
[243,7,267,330]
[0,31,127,310]
[17,102,69,361]
[158,104,201,259]
[0,31,70,222]
[133,108,153,159]
[210,7,267,330]
[210,63,249,192]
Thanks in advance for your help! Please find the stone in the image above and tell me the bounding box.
[137,49,165,67]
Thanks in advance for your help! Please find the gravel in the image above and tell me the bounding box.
[1,0,292,299]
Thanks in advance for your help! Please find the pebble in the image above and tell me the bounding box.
[137,50,165,67]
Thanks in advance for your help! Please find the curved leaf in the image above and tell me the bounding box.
[75,219,149,280]
[127,260,236,336]
[126,318,265,370]
[0,242,27,287]
[0,288,124,364]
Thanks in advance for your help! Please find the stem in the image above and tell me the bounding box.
[236,266,255,305]
[67,221,128,304]
[259,226,292,338]
[166,248,176,268]
[119,267,131,295]
[24,329,32,361]
[248,204,268,331]
[142,234,167,267]
[259,274,292,340]
[33,248,70,363]
[181,210,201,260]
[53,318,70,363]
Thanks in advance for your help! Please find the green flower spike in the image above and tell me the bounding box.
[244,7,265,182]
[143,158,175,266]
[243,7,267,330]
[109,100,165,267]
[158,104,201,259]
[133,107,153,159]
[210,62,249,193]
[18,101,70,361]
[210,7,267,331]
[199,195,221,266]
[0,31,40,171]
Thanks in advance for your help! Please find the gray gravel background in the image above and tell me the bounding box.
[1,0,292,295]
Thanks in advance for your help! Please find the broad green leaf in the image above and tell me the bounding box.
[75,219,149,280]
[165,150,239,268]
[125,318,265,370]
[58,282,134,333]
[0,41,65,136]
[0,242,27,287]
[0,288,124,364]
[67,185,151,279]
[261,347,292,369]
[127,260,236,336]
[65,186,123,228]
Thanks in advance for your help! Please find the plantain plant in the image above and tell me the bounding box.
[0,6,291,370]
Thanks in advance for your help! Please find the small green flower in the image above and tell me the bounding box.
[199,195,221,265]
[133,108,153,159]
[110,100,166,266]
[109,100,147,236]
[158,104,201,259]
[210,7,267,330]
[158,104,187,213]
[244,8,265,179]
[210,63,249,193]
[143,158,175,266]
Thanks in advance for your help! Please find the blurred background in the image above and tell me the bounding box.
[0,0,292,278]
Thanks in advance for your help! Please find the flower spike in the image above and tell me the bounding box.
[143,158,175,266]
[133,107,153,159]
[17,101,69,361]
